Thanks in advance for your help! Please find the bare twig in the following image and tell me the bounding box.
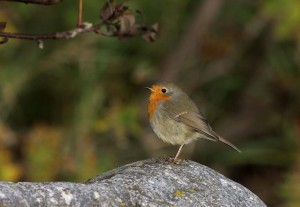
[0,0,62,4]
[0,22,101,40]
[77,0,83,27]
[0,0,158,47]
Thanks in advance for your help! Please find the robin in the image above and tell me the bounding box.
[147,82,241,161]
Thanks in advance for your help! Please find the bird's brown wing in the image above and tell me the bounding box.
[161,99,217,141]
[173,111,241,152]
[162,101,241,152]
[173,111,218,141]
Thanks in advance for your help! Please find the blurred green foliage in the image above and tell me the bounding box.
[1,0,300,206]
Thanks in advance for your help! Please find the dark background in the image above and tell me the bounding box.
[1,0,299,206]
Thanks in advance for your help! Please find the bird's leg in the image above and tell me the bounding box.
[173,144,185,162]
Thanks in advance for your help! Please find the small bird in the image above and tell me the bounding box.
[147,83,240,161]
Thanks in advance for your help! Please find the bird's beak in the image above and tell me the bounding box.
[145,86,154,92]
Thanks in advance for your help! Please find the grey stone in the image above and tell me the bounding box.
[0,158,266,207]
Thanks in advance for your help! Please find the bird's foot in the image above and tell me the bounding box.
[168,157,183,165]
[156,156,183,165]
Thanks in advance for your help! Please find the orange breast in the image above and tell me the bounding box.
[148,99,159,119]
[148,89,171,119]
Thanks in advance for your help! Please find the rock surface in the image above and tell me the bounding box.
[0,158,266,207]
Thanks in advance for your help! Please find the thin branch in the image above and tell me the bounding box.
[77,0,83,27]
[0,0,158,47]
[0,0,63,4]
[0,22,105,39]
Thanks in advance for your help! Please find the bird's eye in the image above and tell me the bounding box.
[161,88,167,93]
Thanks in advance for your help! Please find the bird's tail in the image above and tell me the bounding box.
[218,136,241,153]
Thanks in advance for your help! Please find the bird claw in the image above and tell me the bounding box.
[168,157,183,165]
[157,156,182,164]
